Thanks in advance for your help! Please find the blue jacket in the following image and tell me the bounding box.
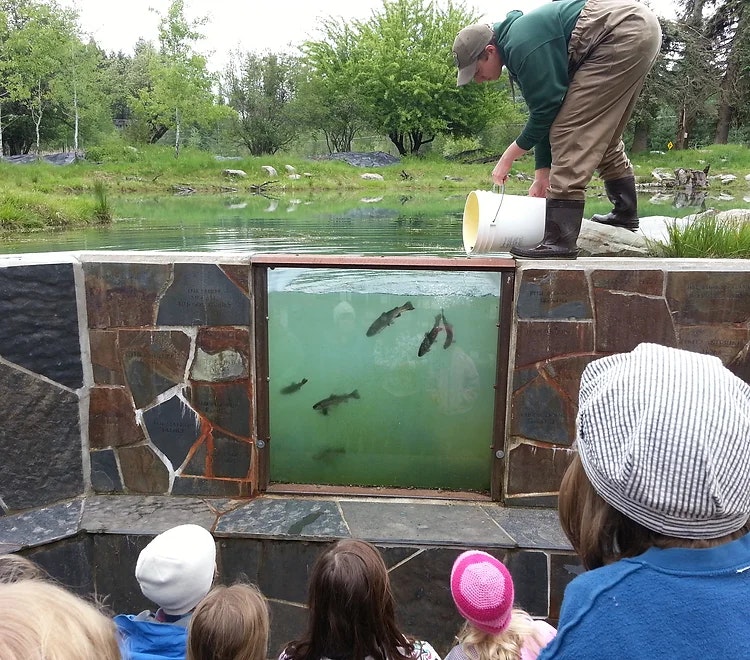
[115,613,188,660]
[539,532,750,658]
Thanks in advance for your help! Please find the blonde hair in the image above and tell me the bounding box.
[455,610,545,660]
[0,554,48,583]
[187,583,270,660]
[0,580,120,660]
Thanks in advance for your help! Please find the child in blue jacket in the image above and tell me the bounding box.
[115,524,216,660]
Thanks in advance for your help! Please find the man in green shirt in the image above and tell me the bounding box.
[453,0,661,258]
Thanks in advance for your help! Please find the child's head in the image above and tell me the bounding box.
[0,579,120,660]
[296,538,408,660]
[0,553,48,583]
[187,583,269,660]
[451,550,514,635]
[136,523,216,616]
[560,343,750,569]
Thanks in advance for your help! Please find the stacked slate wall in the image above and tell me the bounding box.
[505,261,750,506]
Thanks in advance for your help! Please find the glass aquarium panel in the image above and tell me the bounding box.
[267,267,502,492]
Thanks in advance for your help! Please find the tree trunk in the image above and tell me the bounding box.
[73,83,79,153]
[174,108,181,158]
[149,125,169,143]
[714,103,732,144]
[388,131,407,156]
[631,121,650,153]
[33,80,43,155]
[713,31,742,144]
[675,103,691,150]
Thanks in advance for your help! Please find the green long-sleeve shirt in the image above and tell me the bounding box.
[493,0,586,170]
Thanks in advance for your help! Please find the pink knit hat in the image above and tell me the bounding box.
[450,550,514,635]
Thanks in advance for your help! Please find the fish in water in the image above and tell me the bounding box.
[441,310,454,349]
[366,301,415,336]
[280,378,308,394]
[312,446,347,461]
[418,314,443,357]
[313,390,360,415]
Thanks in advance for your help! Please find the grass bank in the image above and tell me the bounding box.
[1,143,748,234]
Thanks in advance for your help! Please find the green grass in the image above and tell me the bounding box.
[649,212,750,258]
[1,142,749,234]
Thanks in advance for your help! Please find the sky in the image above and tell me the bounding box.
[59,0,680,73]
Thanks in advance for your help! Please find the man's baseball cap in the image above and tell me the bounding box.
[453,24,494,86]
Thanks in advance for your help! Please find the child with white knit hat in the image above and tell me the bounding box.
[115,524,216,660]
[446,550,556,660]
[538,343,750,659]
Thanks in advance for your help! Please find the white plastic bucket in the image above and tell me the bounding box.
[462,189,545,255]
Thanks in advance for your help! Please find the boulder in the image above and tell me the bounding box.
[711,174,737,184]
[285,164,297,173]
[222,169,247,178]
[287,173,301,180]
[716,209,750,224]
[674,167,708,187]
[361,173,384,181]
[651,168,676,184]
[577,219,650,257]
[318,151,399,167]
[261,165,278,177]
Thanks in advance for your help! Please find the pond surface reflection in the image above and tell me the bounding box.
[0,189,735,255]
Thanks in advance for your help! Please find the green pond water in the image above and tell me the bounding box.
[0,189,739,255]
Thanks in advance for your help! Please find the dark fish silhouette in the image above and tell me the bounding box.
[313,390,360,415]
[418,314,443,357]
[313,446,347,461]
[366,301,415,336]
[280,378,308,394]
[441,310,454,349]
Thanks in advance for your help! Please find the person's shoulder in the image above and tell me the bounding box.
[531,619,557,644]
[409,640,442,660]
[444,643,473,660]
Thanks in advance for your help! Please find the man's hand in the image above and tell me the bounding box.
[528,168,550,197]
[492,141,528,186]
[492,158,512,185]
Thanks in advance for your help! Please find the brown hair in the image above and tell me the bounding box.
[283,539,414,660]
[0,554,48,583]
[0,580,120,660]
[558,454,750,570]
[187,582,270,660]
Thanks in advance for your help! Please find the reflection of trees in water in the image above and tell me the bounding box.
[649,191,708,211]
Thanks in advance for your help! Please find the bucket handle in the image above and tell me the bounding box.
[490,183,505,225]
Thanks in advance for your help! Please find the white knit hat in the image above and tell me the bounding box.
[576,343,750,539]
[135,524,216,615]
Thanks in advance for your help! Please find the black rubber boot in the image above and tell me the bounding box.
[510,199,584,259]
[590,176,639,230]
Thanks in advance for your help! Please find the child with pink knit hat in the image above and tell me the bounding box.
[447,551,556,660]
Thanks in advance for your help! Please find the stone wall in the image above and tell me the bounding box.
[505,260,750,506]
[83,256,256,499]
[2,254,750,512]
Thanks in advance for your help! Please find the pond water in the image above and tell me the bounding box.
[0,189,742,255]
